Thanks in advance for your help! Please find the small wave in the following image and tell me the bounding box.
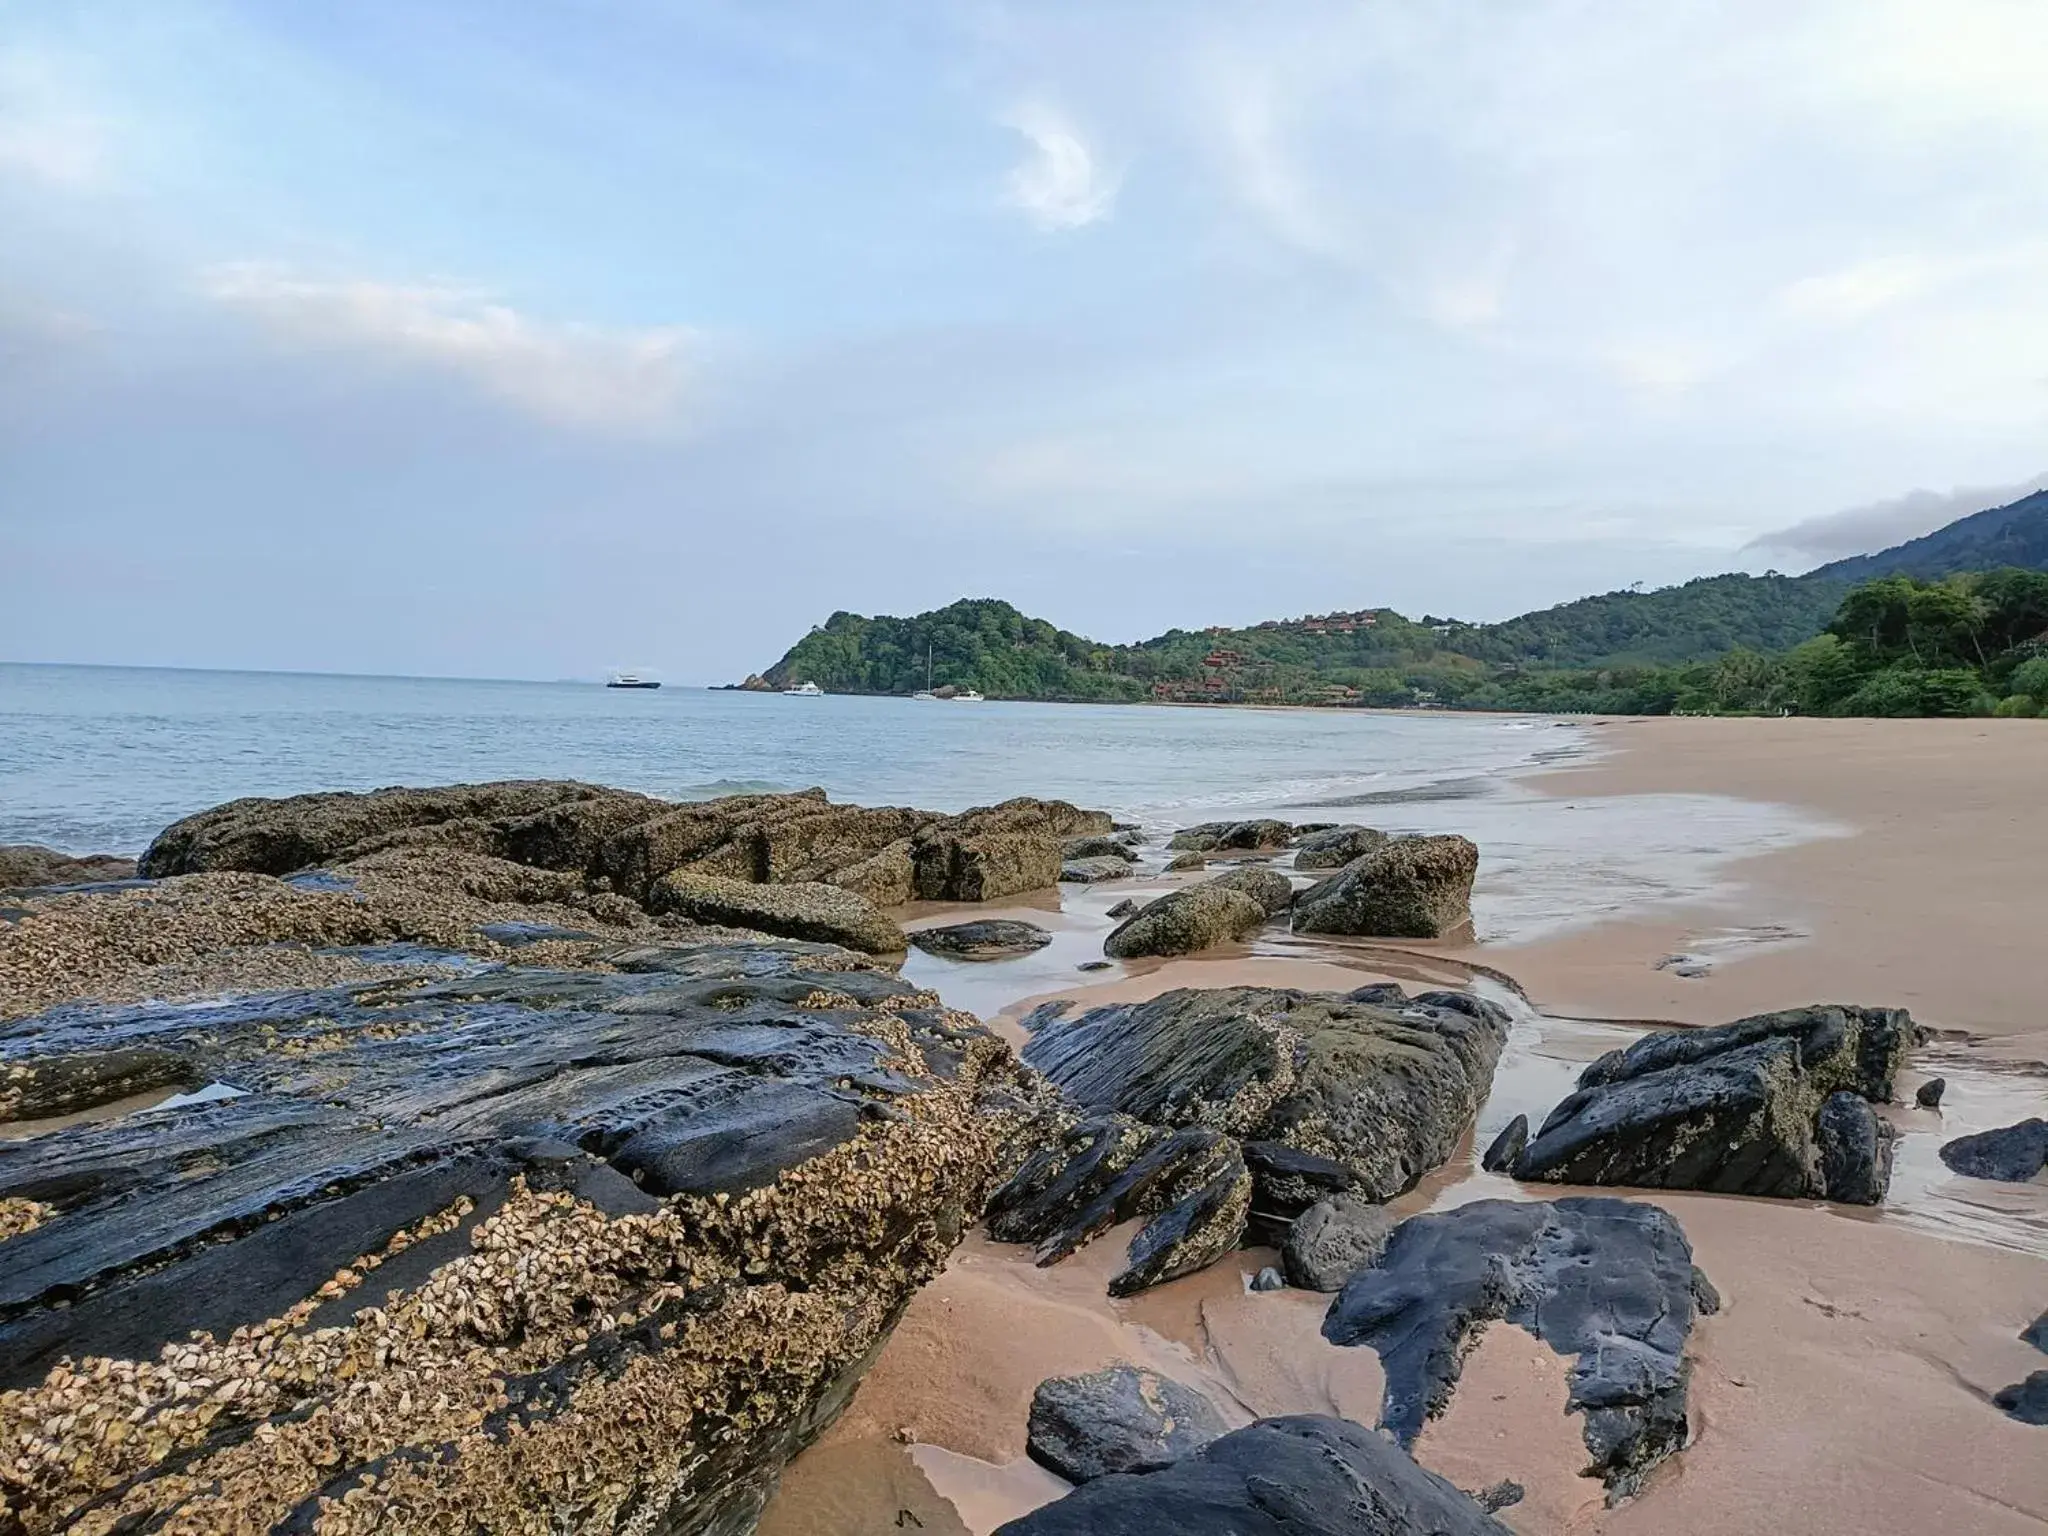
[1299,775,1495,808]
[668,778,799,800]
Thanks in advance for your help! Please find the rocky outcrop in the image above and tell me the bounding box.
[1102,885,1267,959]
[990,987,1505,1291]
[2024,1310,2048,1353]
[1291,825,1389,871]
[1915,1077,1946,1109]
[648,870,907,953]
[1205,866,1294,916]
[1940,1119,2048,1182]
[1025,1367,1226,1483]
[1024,987,1507,1200]
[995,1415,1510,1535]
[0,907,1023,1535]
[1166,819,1295,853]
[1281,1194,1396,1292]
[1324,1198,1710,1500]
[909,919,1053,961]
[1510,1005,1920,1203]
[984,1116,1251,1296]
[0,845,137,892]
[1164,852,1206,872]
[139,781,1110,908]
[1291,835,1478,939]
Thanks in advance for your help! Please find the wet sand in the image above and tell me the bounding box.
[763,715,2048,1535]
[1484,716,2048,1060]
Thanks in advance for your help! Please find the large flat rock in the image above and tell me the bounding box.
[1323,1196,1711,1500]
[0,926,1019,1534]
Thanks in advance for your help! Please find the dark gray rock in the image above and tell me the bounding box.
[1815,1091,1897,1206]
[1251,1266,1285,1292]
[1102,884,1267,959]
[1063,855,1136,884]
[1915,1076,1946,1109]
[1164,851,1207,872]
[1324,1197,1703,1499]
[2024,1310,2048,1353]
[1105,898,1139,919]
[1026,1366,1227,1483]
[1242,1139,1359,1215]
[1994,1372,2048,1425]
[1023,986,1508,1202]
[1290,835,1479,939]
[1292,825,1390,871]
[994,1414,1510,1535]
[1282,1194,1396,1292]
[984,1117,1252,1297]
[1078,960,1114,972]
[910,919,1053,961]
[1940,1119,2048,1183]
[1062,835,1138,863]
[1480,1114,1528,1173]
[1167,819,1295,853]
[1514,1005,1923,1203]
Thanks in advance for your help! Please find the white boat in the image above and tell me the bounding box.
[606,672,660,690]
[910,650,938,700]
[782,680,823,697]
[953,688,985,702]
[910,691,937,701]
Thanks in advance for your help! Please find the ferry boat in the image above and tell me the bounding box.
[782,680,823,697]
[606,673,661,689]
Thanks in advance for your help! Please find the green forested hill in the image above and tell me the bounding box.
[1434,573,1849,666]
[755,488,2048,713]
[763,599,1146,700]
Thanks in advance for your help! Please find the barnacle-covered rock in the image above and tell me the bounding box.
[0,894,1025,1534]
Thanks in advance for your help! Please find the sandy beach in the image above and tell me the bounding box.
[761,715,2048,1535]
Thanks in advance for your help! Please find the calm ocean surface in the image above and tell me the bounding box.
[0,663,1575,855]
[0,662,1839,944]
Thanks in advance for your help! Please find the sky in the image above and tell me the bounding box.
[3,0,2046,683]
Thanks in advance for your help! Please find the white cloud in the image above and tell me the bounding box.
[0,50,109,187]
[203,263,691,432]
[1001,102,1117,231]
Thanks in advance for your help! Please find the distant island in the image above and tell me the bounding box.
[746,490,2048,718]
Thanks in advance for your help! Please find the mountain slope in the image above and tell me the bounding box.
[754,488,2048,700]
[1433,572,1848,668]
[1810,488,2048,583]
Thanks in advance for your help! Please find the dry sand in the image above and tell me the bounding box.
[762,715,2048,1535]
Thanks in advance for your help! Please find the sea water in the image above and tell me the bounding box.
[0,661,1832,944]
